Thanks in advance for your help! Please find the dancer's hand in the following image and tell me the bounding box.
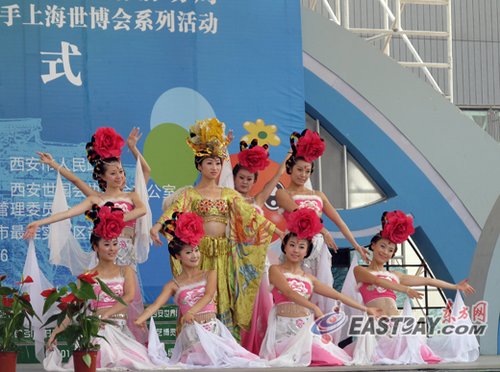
[366,307,384,318]
[150,225,163,246]
[46,334,57,351]
[182,311,195,324]
[134,319,147,330]
[405,287,423,299]
[321,230,338,252]
[36,152,57,168]
[456,279,475,295]
[127,127,143,150]
[355,244,370,264]
[313,305,324,319]
[23,222,39,240]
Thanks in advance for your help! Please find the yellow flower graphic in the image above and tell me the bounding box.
[241,119,281,147]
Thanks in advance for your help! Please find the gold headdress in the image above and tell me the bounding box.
[186,118,232,159]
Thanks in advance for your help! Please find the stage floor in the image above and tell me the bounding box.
[16,355,500,371]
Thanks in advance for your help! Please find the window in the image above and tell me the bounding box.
[305,113,386,209]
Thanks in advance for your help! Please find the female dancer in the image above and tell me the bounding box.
[233,139,288,216]
[37,127,151,196]
[43,203,160,370]
[276,129,369,313]
[136,212,265,367]
[150,118,275,340]
[260,208,381,366]
[351,210,475,364]
[24,127,148,342]
[233,139,288,352]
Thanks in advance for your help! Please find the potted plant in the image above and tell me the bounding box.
[42,271,126,372]
[0,274,39,372]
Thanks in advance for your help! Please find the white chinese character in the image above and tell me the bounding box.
[26,202,41,217]
[41,41,82,86]
[72,157,88,172]
[0,202,9,217]
[10,157,24,172]
[42,202,53,217]
[155,10,175,32]
[11,202,25,217]
[147,184,163,199]
[0,226,9,240]
[26,183,41,198]
[44,5,66,28]
[135,9,153,31]
[23,4,43,26]
[89,7,110,30]
[11,225,24,240]
[11,183,25,197]
[0,4,21,26]
[112,8,132,31]
[73,188,85,199]
[177,11,196,33]
[63,182,72,198]
[162,184,176,197]
[199,12,217,34]
[42,183,56,197]
[73,225,88,240]
[68,7,87,28]
[25,157,40,172]
[40,226,50,240]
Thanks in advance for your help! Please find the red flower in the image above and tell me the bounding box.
[2,296,14,307]
[175,212,205,247]
[93,127,124,159]
[238,145,270,173]
[60,293,77,304]
[381,210,415,244]
[16,275,33,285]
[41,288,57,298]
[57,302,68,311]
[93,205,125,240]
[295,130,325,162]
[78,272,98,285]
[22,293,31,302]
[286,208,323,240]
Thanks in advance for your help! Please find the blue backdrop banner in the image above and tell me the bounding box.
[0,0,304,302]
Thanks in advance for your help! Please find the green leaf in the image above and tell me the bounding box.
[43,291,61,315]
[68,282,78,294]
[77,281,96,300]
[0,287,16,296]
[82,353,92,368]
[96,278,127,306]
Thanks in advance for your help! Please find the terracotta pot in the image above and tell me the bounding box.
[0,351,17,372]
[73,350,98,372]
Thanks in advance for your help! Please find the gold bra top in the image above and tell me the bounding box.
[193,198,229,224]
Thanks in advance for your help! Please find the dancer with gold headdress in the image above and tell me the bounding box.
[150,118,276,340]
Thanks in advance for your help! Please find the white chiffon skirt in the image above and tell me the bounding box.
[167,319,267,368]
[43,319,165,371]
[259,306,352,367]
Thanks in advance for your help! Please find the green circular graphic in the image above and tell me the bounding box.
[144,123,198,189]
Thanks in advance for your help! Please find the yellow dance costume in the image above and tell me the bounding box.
[158,187,275,337]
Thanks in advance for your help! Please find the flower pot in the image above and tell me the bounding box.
[0,351,17,372]
[73,350,98,372]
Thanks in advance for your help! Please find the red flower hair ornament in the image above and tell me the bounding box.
[85,202,126,240]
[238,139,270,173]
[162,212,205,247]
[86,127,125,166]
[380,210,415,244]
[285,208,323,240]
[291,129,325,163]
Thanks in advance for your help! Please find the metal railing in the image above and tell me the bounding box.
[302,0,454,101]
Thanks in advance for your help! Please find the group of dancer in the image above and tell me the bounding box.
[21,118,478,369]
